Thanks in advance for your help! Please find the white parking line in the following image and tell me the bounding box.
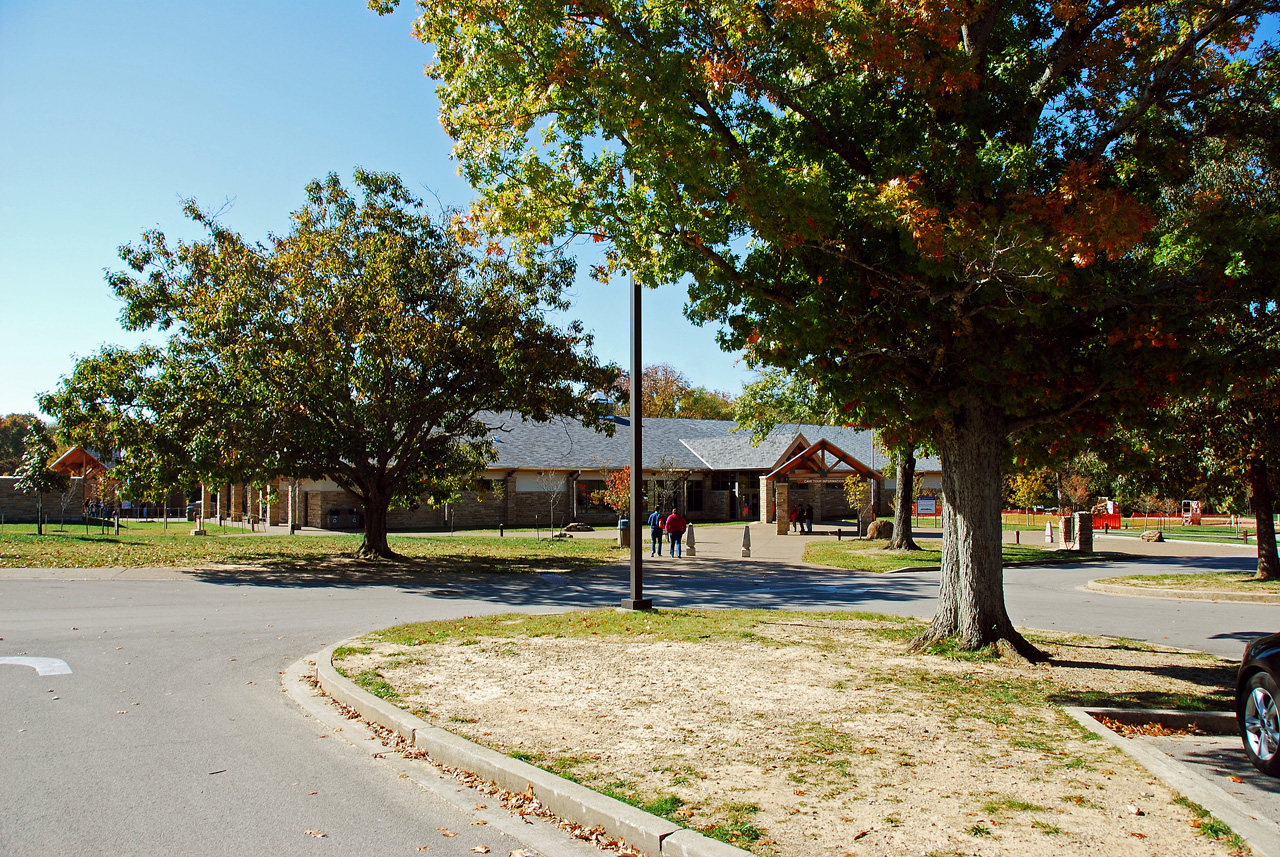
[0,657,73,676]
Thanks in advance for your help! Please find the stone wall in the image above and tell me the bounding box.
[0,477,87,523]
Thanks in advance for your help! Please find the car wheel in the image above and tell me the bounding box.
[1243,672,1280,776]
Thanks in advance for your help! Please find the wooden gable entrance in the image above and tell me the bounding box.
[764,439,881,534]
[766,438,881,484]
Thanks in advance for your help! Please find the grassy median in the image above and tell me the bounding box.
[0,526,626,571]
[802,537,1086,573]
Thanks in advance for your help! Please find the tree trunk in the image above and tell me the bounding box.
[885,446,920,550]
[357,489,399,560]
[913,403,1045,661]
[1249,456,1279,581]
[929,467,960,634]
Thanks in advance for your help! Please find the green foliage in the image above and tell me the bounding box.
[381,0,1279,651]
[12,421,69,532]
[43,170,620,558]
[734,368,843,443]
[0,413,38,475]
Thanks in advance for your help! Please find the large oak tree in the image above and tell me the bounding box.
[44,171,619,558]
[377,0,1278,654]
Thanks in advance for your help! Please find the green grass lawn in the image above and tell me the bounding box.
[1093,571,1279,594]
[803,537,1083,573]
[1099,523,1257,544]
[0,527,626,572]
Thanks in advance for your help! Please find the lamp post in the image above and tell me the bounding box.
[621,266,652,611]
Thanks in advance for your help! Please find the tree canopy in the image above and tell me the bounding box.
[0,413,39,475]
[44,170,620,558]
[617,363,737,419]
[13,419,69,534]
[380,0,1280,654]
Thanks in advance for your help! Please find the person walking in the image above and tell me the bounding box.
[790,505,799,532]
[648,508,665,556]
[804,504,814,533]
[664,507,687,558]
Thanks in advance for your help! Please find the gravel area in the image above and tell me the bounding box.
[338,613,1246,856]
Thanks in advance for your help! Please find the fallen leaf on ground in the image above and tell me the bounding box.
[443,832,459,838]
[471,820,487,825]
[470,847,490,854]
[303,829,327,838]
[1230,776,1244,783]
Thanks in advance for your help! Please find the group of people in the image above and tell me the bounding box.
[647,507,689,558]
[789,504,815,533]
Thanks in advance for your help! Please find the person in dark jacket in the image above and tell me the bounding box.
[648,508,665,556]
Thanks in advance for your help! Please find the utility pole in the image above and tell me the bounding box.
[622,266,652,611]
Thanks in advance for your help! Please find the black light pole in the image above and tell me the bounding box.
[622,266,652,611]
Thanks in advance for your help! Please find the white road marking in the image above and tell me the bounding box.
[0,657,73,676]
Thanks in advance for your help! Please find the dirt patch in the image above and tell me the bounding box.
[338,612,1242,856]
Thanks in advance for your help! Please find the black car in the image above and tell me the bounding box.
[1237,632,1280,775]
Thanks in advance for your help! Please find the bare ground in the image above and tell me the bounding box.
[337,614,1244,856]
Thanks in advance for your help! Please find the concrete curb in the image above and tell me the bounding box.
[1065,707,1280,857]
[1096,533,1259,549]
[1086,580,1280,604]
[315,641,751,857]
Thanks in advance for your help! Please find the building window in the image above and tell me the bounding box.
[711,473,735,491]
[688,479,704,512]
[576,480,609,512]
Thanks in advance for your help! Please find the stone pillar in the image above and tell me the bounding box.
[759,475,771,523]
[267,482,283,526]
[230,483,244,522]
[1058,515,1074,548]
[217,484,231,520]
[775,481,791,535]
[1074,512,1093,552]
[200,484,214,519]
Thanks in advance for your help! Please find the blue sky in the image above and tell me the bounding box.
[0,0,751,416]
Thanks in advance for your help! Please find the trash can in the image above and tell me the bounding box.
[617,519,630,548]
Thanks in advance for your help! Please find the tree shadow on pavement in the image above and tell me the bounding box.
[183,557,947,617]
[185,552,623,589]
[1046,657,1236,711]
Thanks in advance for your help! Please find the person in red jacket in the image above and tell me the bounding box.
[664,508,687,558]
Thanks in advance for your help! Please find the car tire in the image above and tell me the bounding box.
[1242,672,1280,776]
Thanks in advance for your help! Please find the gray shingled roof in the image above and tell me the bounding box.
[483,412,941,474]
